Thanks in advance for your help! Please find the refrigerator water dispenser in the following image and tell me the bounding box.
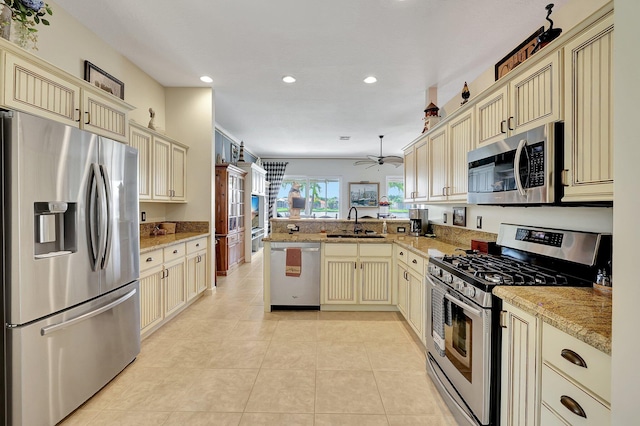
[34,202,77,258]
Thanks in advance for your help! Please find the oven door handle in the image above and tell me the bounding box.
[514,138,528,197]
[445,293,482,317]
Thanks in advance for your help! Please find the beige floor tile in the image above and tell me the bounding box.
[163,412,242,425]
[387,414,453,425]
[272,320,318,341]
[99,367,201,412]
[357,321,412,343]
[227,320,277,340]
[261,341,317,369]
[269,310,319,321]
[316,341,371,371]
[317,320,363,342]
[135,338,217,369]
[184,319,239,341]
[365,341,426,371]
[173,369,259,412]
[239,305,284,321]
[374,371,439,415]
[315,413,389,426]
[207,340,270,368]
[239,413,314,425]
[58,408,101,426]
[82,410,170,425]
[147,315,193,340]
[315,370,385,414]
[245,369,315,413]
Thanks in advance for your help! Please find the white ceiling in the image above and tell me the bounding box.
[55,0,567,159]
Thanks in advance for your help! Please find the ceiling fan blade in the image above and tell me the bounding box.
[366,155,381,162]
[353,159,377,166]
[381,156,403,162]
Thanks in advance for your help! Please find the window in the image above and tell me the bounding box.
[277,177,341,218]
[386,177,409,218]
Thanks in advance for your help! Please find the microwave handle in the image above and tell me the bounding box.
[514,139,528,196]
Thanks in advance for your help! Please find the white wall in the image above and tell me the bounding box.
[612,0,639,423]
[265,158,403,219]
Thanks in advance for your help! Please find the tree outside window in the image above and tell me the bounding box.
[277,177,340,218]
[386,177,408,218]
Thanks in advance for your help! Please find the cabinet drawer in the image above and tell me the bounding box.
[542,322,611,403]
[542,364,610,426]
[163,243,186,262]
[541,402,572,426]
[395,245,408,264]
[359,243,392,257]
[186,237,207,255]
[140,249,163,272]
[407,251,425,275]
[324,243,358,257]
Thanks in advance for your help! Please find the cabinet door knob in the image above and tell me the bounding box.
[560,395,587,418]
[173,249,178,254]
[561,349,588,368]
[196,243,200,247]
[412,259,418,264]
[399,251,404,255]
[146,257,153,262]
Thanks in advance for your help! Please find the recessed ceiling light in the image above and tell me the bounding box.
[282,75,296,83]
[339,136,351,141]
[200,75,213,83]
[364,76,377,84]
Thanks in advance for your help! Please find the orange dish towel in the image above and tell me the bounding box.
[285,248,302,277]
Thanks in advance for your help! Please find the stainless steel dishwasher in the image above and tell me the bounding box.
[270,242,321,309]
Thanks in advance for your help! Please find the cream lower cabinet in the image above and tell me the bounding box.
[500,301,541,426]
[1,48,131,142]
[395,246,426,343]
[186,237,208,301]
[540,323,611,425]
[323,243,393,305]
[130,122,188,202]
[139,238,208,339]
[562,13,614,202]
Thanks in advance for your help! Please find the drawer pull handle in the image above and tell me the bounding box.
[173,249,178,254]
[412,259,418,264]
[196,243,200,247]
[561,349,588,368]
[560,395,587,418]
[146,257,153,262]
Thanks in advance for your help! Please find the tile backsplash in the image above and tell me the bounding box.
[140,221,209,236]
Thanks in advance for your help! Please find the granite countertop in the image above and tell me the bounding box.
[264,232,463,258]
[140,232,210,253]
[493,286,612,355]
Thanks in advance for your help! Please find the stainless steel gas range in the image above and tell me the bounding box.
[425,223,611,426]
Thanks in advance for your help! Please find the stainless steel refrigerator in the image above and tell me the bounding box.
[1,110,141,425]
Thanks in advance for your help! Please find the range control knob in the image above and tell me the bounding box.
[454,279,465,291]
[462,286,476,298]
[443,273,454,284]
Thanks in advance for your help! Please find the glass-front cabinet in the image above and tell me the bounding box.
[215,164,246,275]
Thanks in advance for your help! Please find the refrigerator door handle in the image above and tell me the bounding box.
[94,163,108,270]
[99,164,113,269]
[88,164,101,271]
[40,289,137,336]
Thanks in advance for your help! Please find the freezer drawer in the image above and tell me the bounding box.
[7,282,140,426]
[270,242,321,307]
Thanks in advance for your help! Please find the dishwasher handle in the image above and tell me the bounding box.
[271,247,320,252]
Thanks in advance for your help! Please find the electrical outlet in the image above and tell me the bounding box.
[397,226,406,233]
[443,213,447,224]
[476,216,482,229]
[141,211,146,222]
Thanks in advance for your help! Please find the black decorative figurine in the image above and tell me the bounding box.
[461,82,470,105]
[533,3,563,53]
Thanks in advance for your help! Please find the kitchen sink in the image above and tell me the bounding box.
[326,233,385,239]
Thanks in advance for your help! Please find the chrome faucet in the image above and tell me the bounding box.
[347,207,363,234]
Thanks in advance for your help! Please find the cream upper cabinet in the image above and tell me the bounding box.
[500,301,540,426]
[1,46,132,143]
[476,52,562,146]
[131,122,188,203]
[403,136,429,202]
[562,14,614,202]
[129,125,153,200]
[428,110,473,202]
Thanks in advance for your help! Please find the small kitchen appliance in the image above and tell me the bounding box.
[425,223,611,426]
[409,208,429,236]
[467,122,563,205]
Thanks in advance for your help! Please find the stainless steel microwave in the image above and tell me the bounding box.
[467,122,563,205]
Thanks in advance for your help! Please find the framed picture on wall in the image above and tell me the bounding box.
[349,182,379,208]
[84,61,125,100]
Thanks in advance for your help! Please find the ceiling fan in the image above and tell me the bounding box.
[354,135,403,168]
